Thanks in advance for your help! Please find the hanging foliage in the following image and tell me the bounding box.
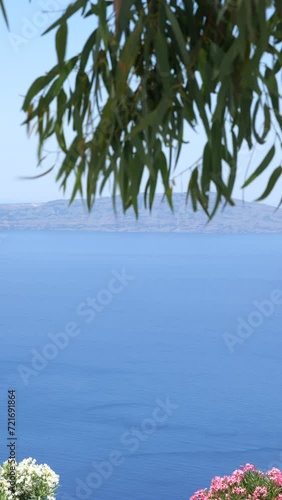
[11,0,282,216]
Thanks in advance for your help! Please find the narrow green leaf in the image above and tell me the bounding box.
[210,174,235,206]
[225,131,237,201]
[256,167,282,201]
[275,0,282,17]
[86,168,93,211]
[131,136,154,172]
[144,178,150,210]
[242,145,275,188]
[218,38,241,79]
[210,119,222,179]
[127,98,170,139]
[149,174,158,211]
[265,67,280,115]
[56,22,68,67]
[98,0,111,49]
[0,0,9,27]
[99,165,113,195]
[80,30,97,71]
[116,18,143,94]
[165,5,190,66]
[155,31,171,93]
[56,138,80,182]
[23,77,50,111]
[253,99,271,145]
[44,57,79,107]
[43,0,86,35]
[201,141,211,194]
[190,78,210,136]
[158,151,171,205]
[19,166,55,180]
[209,192,222,219]
[186,168,198,210]
[69,159,85,204]
[55,123,67,152]
[23,56,77,112]
[262,104,271,139]
[57,88,67,124]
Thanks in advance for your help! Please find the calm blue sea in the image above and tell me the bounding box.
[1,231,282,500]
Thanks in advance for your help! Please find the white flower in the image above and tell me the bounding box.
[0,458,59,499]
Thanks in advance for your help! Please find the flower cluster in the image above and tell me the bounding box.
[0,458,59,499]
[191,464,282,500]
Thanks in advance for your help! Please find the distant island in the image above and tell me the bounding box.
[0,193,281,233]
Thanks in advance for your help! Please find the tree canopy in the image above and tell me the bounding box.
[3,0,282,216]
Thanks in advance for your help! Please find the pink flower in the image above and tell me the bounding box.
[266,467,282,487]
[240,463,257,473]
[210,476,228,492]
[232,486,247,495]
[230,468,245,484]
[190,464,282,500]
[190,489,208,500]
[253,486,268,499]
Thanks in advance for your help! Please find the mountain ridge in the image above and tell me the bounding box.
[0,193,281,233]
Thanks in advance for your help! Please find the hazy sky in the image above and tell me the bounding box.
[0,1,281,205]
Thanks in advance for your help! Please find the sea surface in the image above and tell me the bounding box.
[1,231,282,500]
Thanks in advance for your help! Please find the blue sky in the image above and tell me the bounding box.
[0,1,280,205]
